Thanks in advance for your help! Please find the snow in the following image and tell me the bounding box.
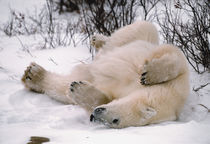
[0,1,210,144]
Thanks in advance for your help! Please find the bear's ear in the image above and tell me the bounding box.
[141,106,157,120]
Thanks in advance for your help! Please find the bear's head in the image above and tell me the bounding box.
[90,95,157,128]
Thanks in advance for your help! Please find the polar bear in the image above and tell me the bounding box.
[22,21,189,128]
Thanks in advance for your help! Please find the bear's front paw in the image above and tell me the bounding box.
[140,59,168,85]
[69,81,90,104]
[70,81,87,93]
[69,81,94,109]
[140,62,154,85]
[22,62,46,92]
[140,61,151,85]
[69,81,109,111]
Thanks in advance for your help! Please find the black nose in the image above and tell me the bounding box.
[94,107,106,115]
[90,114,95,122]
[90,107,106,123]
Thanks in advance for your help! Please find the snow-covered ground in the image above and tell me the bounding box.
[0,1,210,144]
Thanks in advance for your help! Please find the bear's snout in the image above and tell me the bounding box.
[90,107,120,127]
[90,107,106,122]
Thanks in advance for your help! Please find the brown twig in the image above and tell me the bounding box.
[193,83,210,92]
[198,104,210,112]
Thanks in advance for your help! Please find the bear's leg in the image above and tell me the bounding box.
[140,44,187,85]
[22,62,75,103]
[90,34,109,51]
[22,62,94,104]
[69,81,110,112]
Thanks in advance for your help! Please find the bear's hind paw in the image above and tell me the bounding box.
[21,62,46,92]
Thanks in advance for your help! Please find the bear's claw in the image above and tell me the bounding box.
[140,72,148,85]
[69,81,87,93]
[70,81,79,87]
[68,81,109,111]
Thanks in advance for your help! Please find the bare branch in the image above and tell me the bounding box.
[198,104,210,113]
[48,57,58,65]
[156,0,210,73]
[193,83,210,92]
